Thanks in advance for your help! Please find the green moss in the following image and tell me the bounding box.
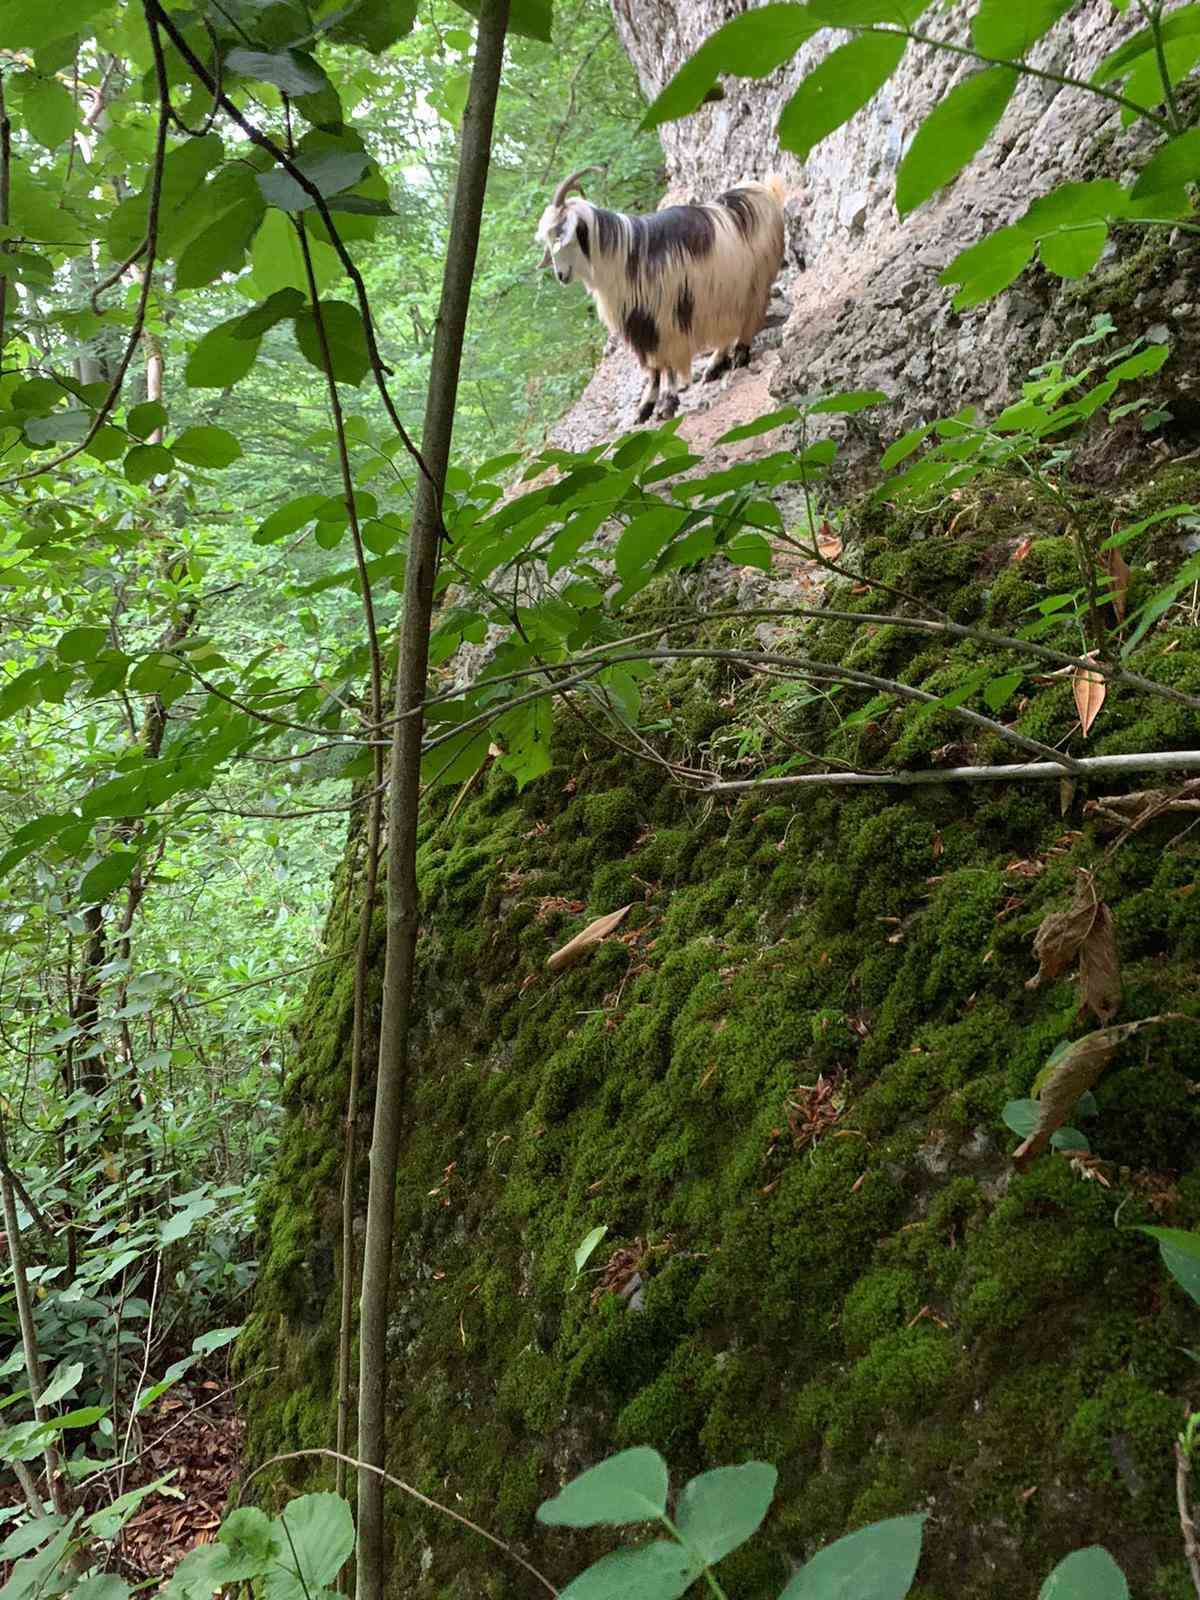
[245,452,1200,1598]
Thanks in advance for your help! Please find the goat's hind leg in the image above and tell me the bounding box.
[636,367,661,425]
[702,344,734,384]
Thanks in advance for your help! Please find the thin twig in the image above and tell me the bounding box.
[239,1448,558,1598]
[704,749,1200,793]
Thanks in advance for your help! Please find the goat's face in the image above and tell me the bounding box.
[536,203,585,286]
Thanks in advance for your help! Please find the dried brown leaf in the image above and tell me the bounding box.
[1013,1014,1192,1169]
[1078,901,1121,1024]
[817,520,843,561]
[546,903,632,972]
[1013,535,1033,562]
[1072,666,1106,737]
[1026,869,1100,987]
[1103,546,1133,623]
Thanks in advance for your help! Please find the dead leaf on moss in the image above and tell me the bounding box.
[1079,901,1121,1023]
[546,903,632,972]
[1026,869,1102,987]
[1072,667,1106,736]
[1013,1014,1193,1169]
[1013,536,1033,562]
[1103,546,1133,622]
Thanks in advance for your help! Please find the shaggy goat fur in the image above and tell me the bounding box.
[537,173,786,423]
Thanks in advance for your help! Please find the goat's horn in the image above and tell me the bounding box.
[552,164,604,208]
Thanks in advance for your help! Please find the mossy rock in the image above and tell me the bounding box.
[241,460,1200,1599]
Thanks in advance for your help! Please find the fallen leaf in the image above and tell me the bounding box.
[1013,1014,1192,1169]
[1072,666,1106,737]
[817,520,842,561]
[1013,535,1033,562]
[546,903,632,972]
[1026,869,1102,987]
[1078,901,1121,1024]
[1059,777,1076,817]
[1103,546,1133,622]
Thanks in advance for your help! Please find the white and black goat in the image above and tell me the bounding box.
[536,168,786,424]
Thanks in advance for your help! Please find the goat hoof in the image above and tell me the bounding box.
[655,393,680,420]
[635,401,655,424]
[731,343,752,370]
[703,359,730,385]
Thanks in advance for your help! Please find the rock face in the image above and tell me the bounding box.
[609,1,1199,442]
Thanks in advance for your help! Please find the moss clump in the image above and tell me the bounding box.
[244,457,1200,1598]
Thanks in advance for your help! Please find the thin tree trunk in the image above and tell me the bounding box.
[1,1170,70,1517]
[354,4,510,1595]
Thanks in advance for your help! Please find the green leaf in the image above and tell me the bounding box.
[251,208,341,297]
[807,389,887,415]
[233,288,308,339]
[159,1198,217,1246]
[1133,1227,1200,1306]
[1093,5,1200,84]
[12,71,77,148]
[940,225,1036,309]
[895,66,1018,217]
[322,0,420,53]
[209,1507,280,1584]
[293,301,371,385]
[193,1324,243,1356]
[1100,502,1191,550]
[25,410,92,445]
[971,0,1073,58]
[0,0,109,46]
[717,406,799,444]
[37,1360,83,1409]
[172,426,243,468]
[175,200,265,290]
[1107,344,1169,381]
[573,1224,608,1281]
[615,506,689,581]
[537,1448,669,1528]
[778,1514,926,1600]
[780,32,907,162]
[57,627,109,664]
[559,1542,703,1600]
[258,150,372,212]
[86,427,127,463]
[1001,1101,1088,1152]
[1039,223,1108,279]
[71,1576,132,1600]
[225,47,328,96]
[642,5,820,129]
[880,424,932,471]
[127,400,168,439]
[1132,128,1200,201]
[185,324,263,389]
[983,671,1022,710]
[450,0,553,43]
[809,0,929,17]
[676,1463,777,1566]
[80,851,139,904]
[1017,179,1128,234]
[1039,1546,1129,1599]
[124,443,174,484]
[264,1493,355,1600]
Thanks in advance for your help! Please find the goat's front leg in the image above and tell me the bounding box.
[636,367,661,425]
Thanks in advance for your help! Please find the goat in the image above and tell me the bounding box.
[536,167,786,424]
